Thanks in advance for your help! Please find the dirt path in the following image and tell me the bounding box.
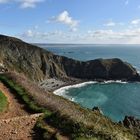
[0,82,43,140]
[0,82,30,119]
[0,114,42,140]
[0,82,70,140]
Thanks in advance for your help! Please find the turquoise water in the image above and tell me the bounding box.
[57,82,140,122]
[38,44,140,121]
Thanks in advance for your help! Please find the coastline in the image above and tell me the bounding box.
[53,81,96,95]
[43,78,131,94]
[52,79,140,123]
[39,77,85,92]
[53,79,129,99]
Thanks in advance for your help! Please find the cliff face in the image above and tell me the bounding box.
[58,57,139,80]
[0,35,67,81]
[0,34,139,81]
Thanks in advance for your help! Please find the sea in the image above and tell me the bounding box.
[38,44,140,122]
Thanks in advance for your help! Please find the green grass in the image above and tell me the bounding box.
[0,90,8,112]
[0,75,49,114]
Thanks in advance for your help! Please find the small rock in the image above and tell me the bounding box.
[92,107,103,114]
[11,131,17,134]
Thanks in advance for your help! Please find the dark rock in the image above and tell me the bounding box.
[0,63,8,73]
[122,116,140,138]
[92,107,103,114]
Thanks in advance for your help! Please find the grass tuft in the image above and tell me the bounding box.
[0,90,8,112]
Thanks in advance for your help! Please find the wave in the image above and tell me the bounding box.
[133,65,140,74]
[53,81,97,96]
[137,70,140,74]
[53,80,128,101]
[102,80,128,84]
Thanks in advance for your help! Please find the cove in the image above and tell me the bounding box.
[54,81,140,122]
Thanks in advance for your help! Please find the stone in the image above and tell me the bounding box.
[92,107,103,114]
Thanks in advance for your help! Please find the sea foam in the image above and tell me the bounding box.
[53,80,128,101]
[53,81,97,96]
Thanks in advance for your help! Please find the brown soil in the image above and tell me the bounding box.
[0,82,43,140]
[0,82,30,119]
[0,114,42,140]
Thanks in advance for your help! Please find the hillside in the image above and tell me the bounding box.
[0,72,138,140]
[0,34,139,82]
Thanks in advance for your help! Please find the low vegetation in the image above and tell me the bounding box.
[0,75,51,115]
[0,90,8,112]
[0,73,138,140]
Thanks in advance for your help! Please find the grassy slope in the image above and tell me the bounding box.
[0,73,137,140]
[0,90,8,112]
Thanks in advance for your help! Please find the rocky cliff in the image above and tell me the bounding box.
[0,34,139,82]
[122,116,140,139]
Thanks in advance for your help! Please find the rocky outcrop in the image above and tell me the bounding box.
[58,57,139,81]
[0,34,139,82]
[92,106,103,114]
[122,116,140,139]
[0,62,7,73]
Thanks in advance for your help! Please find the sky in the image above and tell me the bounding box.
[1,0,140,44]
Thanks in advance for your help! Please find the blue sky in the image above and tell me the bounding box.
[1,0,140,44]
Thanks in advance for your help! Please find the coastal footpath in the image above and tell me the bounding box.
[0,34,140,140]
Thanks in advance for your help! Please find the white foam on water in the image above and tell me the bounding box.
[53,80,128,102]
[137,70,140,74]
[53,81,97,96]
[102,80,127,84]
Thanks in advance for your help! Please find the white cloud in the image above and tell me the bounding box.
[0,0,44,8]
[19,0,44,8]
[86,28,140,44]
[70,27,78,32]
[104,21,116,27]
[104,21,125,27]
[49,11,79,31]
[21,29,66,42]
[131,19,140,25]
[20,28,140,44]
